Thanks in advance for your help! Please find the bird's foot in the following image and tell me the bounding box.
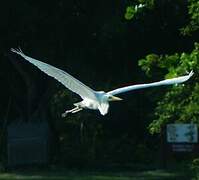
[61,111,70,118]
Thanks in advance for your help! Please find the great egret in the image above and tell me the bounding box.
[11,48,193,116]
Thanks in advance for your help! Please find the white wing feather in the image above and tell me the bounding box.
[11,48,97,100]
[108,71,193,96]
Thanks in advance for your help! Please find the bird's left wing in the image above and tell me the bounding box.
[107,71,194,96]
[11,48,97,100]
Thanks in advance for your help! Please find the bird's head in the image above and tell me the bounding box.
[107,95,123,102]
[96,91,123,102]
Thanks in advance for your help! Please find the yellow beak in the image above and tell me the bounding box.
[109,95,123,101]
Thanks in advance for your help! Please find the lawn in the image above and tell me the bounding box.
[0,168,192,180]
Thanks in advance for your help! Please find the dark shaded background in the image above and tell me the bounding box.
[0,1,197,166]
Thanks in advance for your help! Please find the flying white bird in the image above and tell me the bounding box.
[11,48,193,116]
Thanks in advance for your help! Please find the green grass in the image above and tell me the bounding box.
[0,168,192,180]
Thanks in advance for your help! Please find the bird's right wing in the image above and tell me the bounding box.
[107,71,194,96]
[11,48,97,100]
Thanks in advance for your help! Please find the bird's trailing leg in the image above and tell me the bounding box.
[72,107,83,113]
[61,107,83,117]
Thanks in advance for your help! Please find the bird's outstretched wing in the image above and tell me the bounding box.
[11,48,97,100]
[107,71,194,96]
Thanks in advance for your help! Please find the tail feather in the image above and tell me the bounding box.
[98,103,109,116]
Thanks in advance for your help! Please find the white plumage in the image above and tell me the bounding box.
[11,48,193,116]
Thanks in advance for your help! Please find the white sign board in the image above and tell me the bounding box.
[167,124,198,143]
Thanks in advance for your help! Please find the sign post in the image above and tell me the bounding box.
[167,124,198,152]
[161,124,198,168]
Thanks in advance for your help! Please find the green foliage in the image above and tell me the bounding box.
[0,168,191,180]
[124,0,155,21]
[190,158,199,179]
[139,43,199,134]
[124,6,137,20]
[181,0,199,35]
[138,54,162,76]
